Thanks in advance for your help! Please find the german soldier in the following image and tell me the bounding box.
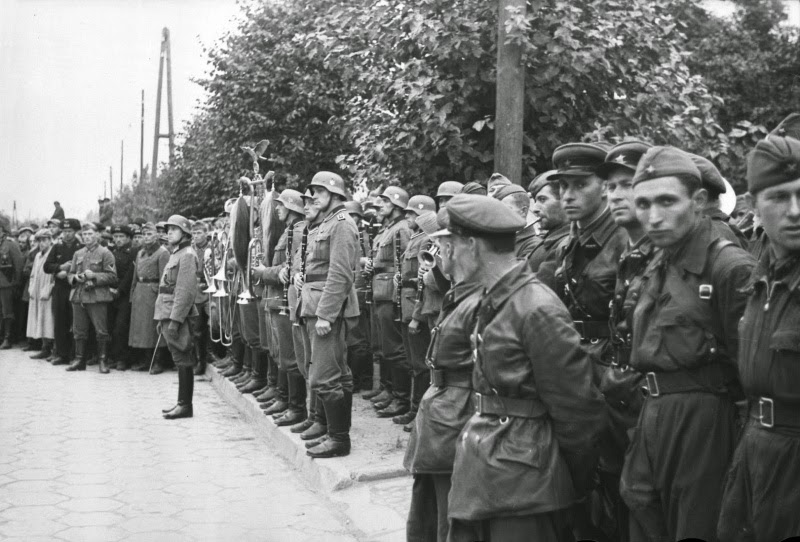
[65,222,118,373]
[108,225,135,370]
[446,194,606,542]
[486,172,511,198]
[619,147,755,541]
[190,220,212,375]
[717,133,800,541]
[43,218,81,365]
[0,217,24,349]
[156,215,199,420]
[434,181,464,209]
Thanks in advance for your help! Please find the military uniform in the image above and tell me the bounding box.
[526,170,570,277]
[191,230,212,375]
[109,226,135,370]
[43,220,82,362]
[129,236,170,351]
[345,201,375,393]
[493,183,541,260]
[0,229,24,348]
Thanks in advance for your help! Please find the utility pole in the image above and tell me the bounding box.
[109,167,113,200]
[140,90,145,183]
[120,140,124,195]
[151,27,175,185]
[494,0,527,184]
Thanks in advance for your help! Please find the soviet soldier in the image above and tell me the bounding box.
[717,133,800,541]
[156,216,199,420]
[299,172,360,458]
[65,223,118,373]
[619,147,755,542]
[43,218,82,365]
[690,154,749,248]
[526,170,570,276]
[108,225,135,370]
[446,194,606,542]
[486,172,512,197]
[492,183,540,260]
[0,217,24,349]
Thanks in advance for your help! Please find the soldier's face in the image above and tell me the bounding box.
[378,197,394,218]
[191,230,206,245]
[606,169,639,227]
[435,236,455,278]
[276,203,289,222]
[755,177,800,259]
[558,174,606,223]
[634,176,704,248]
[166,226,183,246]
[311,188,332,211]
[113,233,129,248]
[405,211,417,229]
[450,235,478,283]
[19,232,31,244]
[437,196,452,209]
[49,225,60,236]
[532,184,566,230]
[62,229,76,242]
[142,230,158,246]
[303,199,319,222]
[133,234,143,247]
[81,230,98,246]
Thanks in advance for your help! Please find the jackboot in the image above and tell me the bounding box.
[300,393,328,440]
[193,328,209,376]
[65,340,86,371]
[239,350,269,393]
[164,366,194,419]
[255,386,280,403]
[377,399,409,418]
[394,371,425,425]
[276,371,307,427]
[370,389,393,406]
[0,318,13,349]
[221,340,245,377]
[30,339,53,360]
[304,435,328,449]
[290,418,314,433]
[98,340,110,374]
[262,400,288,416]
[307,395,351,458]
[378,367,410,417]
[232,346,253,384]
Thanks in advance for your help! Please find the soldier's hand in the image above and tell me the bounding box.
[83,269,95,280]
[278,267,289,285]
[167,320,180,338]
[293,273,304,290]
[393,274,402,289]
[408,319,420,334]
[74,273,86,283]
[253,263,267,277]
[59,262,71,272]
[364,260,374,274]
[315,318,331,337]
[56,270,67,280]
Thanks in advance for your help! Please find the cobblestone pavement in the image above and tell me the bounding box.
[0,348,362,542]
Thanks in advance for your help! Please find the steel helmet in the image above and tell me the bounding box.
[309,171,347,198]
[277,189,305,215]
[165,215,192,235]
[379,186,410,210]
[406,195,436,216]
[344,201,364,217]
[301,189,314,200]
[435,181,464,199]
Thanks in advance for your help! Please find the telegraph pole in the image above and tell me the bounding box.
[140,90,145,183]
[151,27,175,184]
[109,167,113,200]
[494,0,527,184]
[120,140,124,194]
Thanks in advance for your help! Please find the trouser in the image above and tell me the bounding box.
[72,302,109,341]
[271,310,299,374]
[15,296,28,341]
[305,316,353,404]
[402,320,431,409]
[620,392,739,542]
[262,308,280,389]
[448,511,572,542]
[109,297,131,362]
[238,302,261,350]
[298,318,325,426]
[52,283,73,358]
[407,474,452,542]
[374,302,409,401]
[193,301,210,360]
[159,318,195,367]
[0,287,13,319]
[346,309,373,389]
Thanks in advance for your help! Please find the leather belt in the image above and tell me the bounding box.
[402,278,418,288]
[158,286,174,294]
[573,320,612,340]
[474,393,547,419]
[430,368,472,389]
[304,274,328,283]
[749,397,800,429]
[138,278,158,283]
[641,363,737,397]
[373,267,392,275]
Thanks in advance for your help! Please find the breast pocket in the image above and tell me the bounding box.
[655,309,715,368]
[379,242,394,263]
[88,257,103,272]
[163,263,178,287]
[769,329,800,385]
[312,232,331,261]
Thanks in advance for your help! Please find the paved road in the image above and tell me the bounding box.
[0,348,360,542]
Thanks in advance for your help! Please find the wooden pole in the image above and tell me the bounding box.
[109,167,113,200]
[494,0,527,184]
[152,28,167,184]
[120,140,124,195]
[165,28,175,164]
[140,90,145,183]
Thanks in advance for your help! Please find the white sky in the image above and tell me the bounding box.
[0,0,240,223]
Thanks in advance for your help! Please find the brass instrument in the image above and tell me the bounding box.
[393,229,402,323]
[211,230,233,347]
[293,225,309,327]
[418,244,440,268]
[278,224,293,316]
[364,216,377,305]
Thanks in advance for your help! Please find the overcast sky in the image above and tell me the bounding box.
[0,0,240,224]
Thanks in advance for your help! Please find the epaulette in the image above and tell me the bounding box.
[337,213,345,221]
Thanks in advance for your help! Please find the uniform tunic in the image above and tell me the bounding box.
[527,222,570,276]
[718,250,800,542]
[43,237,82,358]
[67,243,118,341]
[0,237,24,319]
[129,244,170,348]
[154,241,199,366]
[515,222,541,261]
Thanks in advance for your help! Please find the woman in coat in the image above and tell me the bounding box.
[26,229,55,358]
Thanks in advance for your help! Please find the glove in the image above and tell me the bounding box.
[167,320,180,338]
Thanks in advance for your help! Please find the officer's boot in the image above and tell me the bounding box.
[193,334,207,376]
[30,339,53,360]
[231,346,253,385]
[150,348,165,375]
[98,339,110,374]
[0,318,13,349]
[378,367,411,418]
[262,368,288,416]
[301,392,328,441]
[221,339,245,377]
[307,392,351,458]
[164,366,194,419]
[370,357,394,407]
[290,381,316,433]
[358,349,374,393]
[275,372,307,427]
[362,354,384,400]
[240,350,269,393]
[65,340,86,371]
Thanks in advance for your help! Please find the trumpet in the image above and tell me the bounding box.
[210,230,233,346]
[418,244,440,268]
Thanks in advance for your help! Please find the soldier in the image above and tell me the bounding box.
[43,218,81,365]
[492,183,540,260]
[366,186,412,419]
[460,182,486,196]
[717,134,800,542]
[130,224,143,253]
[65,223,118,373]
[445,194,607,541]
[486,172,512,197]
[526,170,569,276]
[108,225,135,370]
[190,220,212,375]
[15,225,35,345]
[619,147,755,541]
[128,223,170,373]
[690,154,749,248]
[156,215,199,420]
[0,217,24,349]
[156,221,168,247]
[434,181,464,209]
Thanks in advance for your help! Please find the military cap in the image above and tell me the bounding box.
[461,181,487,195]
[129,224,142,235]
[688,154,727,195]
[436,181,465,199]
[416,212,440,237]
[380,186,410,209]
[309,171,347,198]
[528,170,559,197]
[141,222,157,233]
[632,146,701,186]
[81,222,98,232]
[18,225,35,235]
[769,113,800,140]
[551,142,609,178]
[46,218,62,228]
[406,195,436,216]
[111,225,133,237]
[62,218,81,231]
[34,228,52,240]
[488,173,513,188]
[166,215,192,235]
[597,140,652,178]
[132,217,146,226]
[429,208,452,238]
[747,135,800,194]
[344,201,364,217]
[492,183,528,201]
[277,189,305,215]
[155,221,167,231]
[446,194,526,235]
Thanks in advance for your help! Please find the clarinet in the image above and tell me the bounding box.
[278,225,293,316]
[415,242,427,305]
[364,217,376,306]
[393,229,402,323]
[293,225,309,327]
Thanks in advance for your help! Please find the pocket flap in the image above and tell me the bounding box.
[770,330,800,353]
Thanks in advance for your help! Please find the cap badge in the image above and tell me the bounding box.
[417,204,423,209]
[329,180,335,186]
[646,165,656,174]
[393,194,398,199]
[615,155,628,165]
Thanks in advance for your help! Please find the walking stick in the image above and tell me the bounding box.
[149,332,163,374]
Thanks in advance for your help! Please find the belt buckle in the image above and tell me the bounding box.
[645,372,660,397]
[573,320,586,340]
[475,392,484,415]
[430,369,445,388]
[758,397,774,428]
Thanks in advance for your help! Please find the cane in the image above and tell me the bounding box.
[149,331,163,374]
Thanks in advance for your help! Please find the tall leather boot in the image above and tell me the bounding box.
[0,318,13,349]
[395,371,427,425]
[221,340,245,377]
[291,381,315,433]
[66,340,86,371]
[239,350,269,393]
[231,346,253,384]
[164,366,194,419]
[377,367,411,418]
[300,392,328,441]
[362,354,385,400]
[98,339,110,374]
[370,357,394,406]
[193,333,208,376]
[307,393,351,458]
[31,339,53,360]
[262,370,288,415]
[275,371,307,427]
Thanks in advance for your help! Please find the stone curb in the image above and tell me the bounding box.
[207,365,410,492]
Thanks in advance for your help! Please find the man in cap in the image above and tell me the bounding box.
[130,224,143,252]
[108,225,135,370]
[298,172,360,458]
[43,218,82,364]
[717,132,800,542]
[52,201,65,221]
[65,222,118,373]
[434,181,464,209]
[365,186,413,419]
[492,183,540,260]
[190,220,212,375]
[690,154,749,248]
[156,221,168,247]
[445,194,606,541]
[619,146,755,541]
[0,217,24,348]
[486,172,512,198]
[47,218,62,242]
[128,222,170,373]
[156,215,200,419]
[460,181,487,196]
[15,225,36,347]
[526,170,570,276]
